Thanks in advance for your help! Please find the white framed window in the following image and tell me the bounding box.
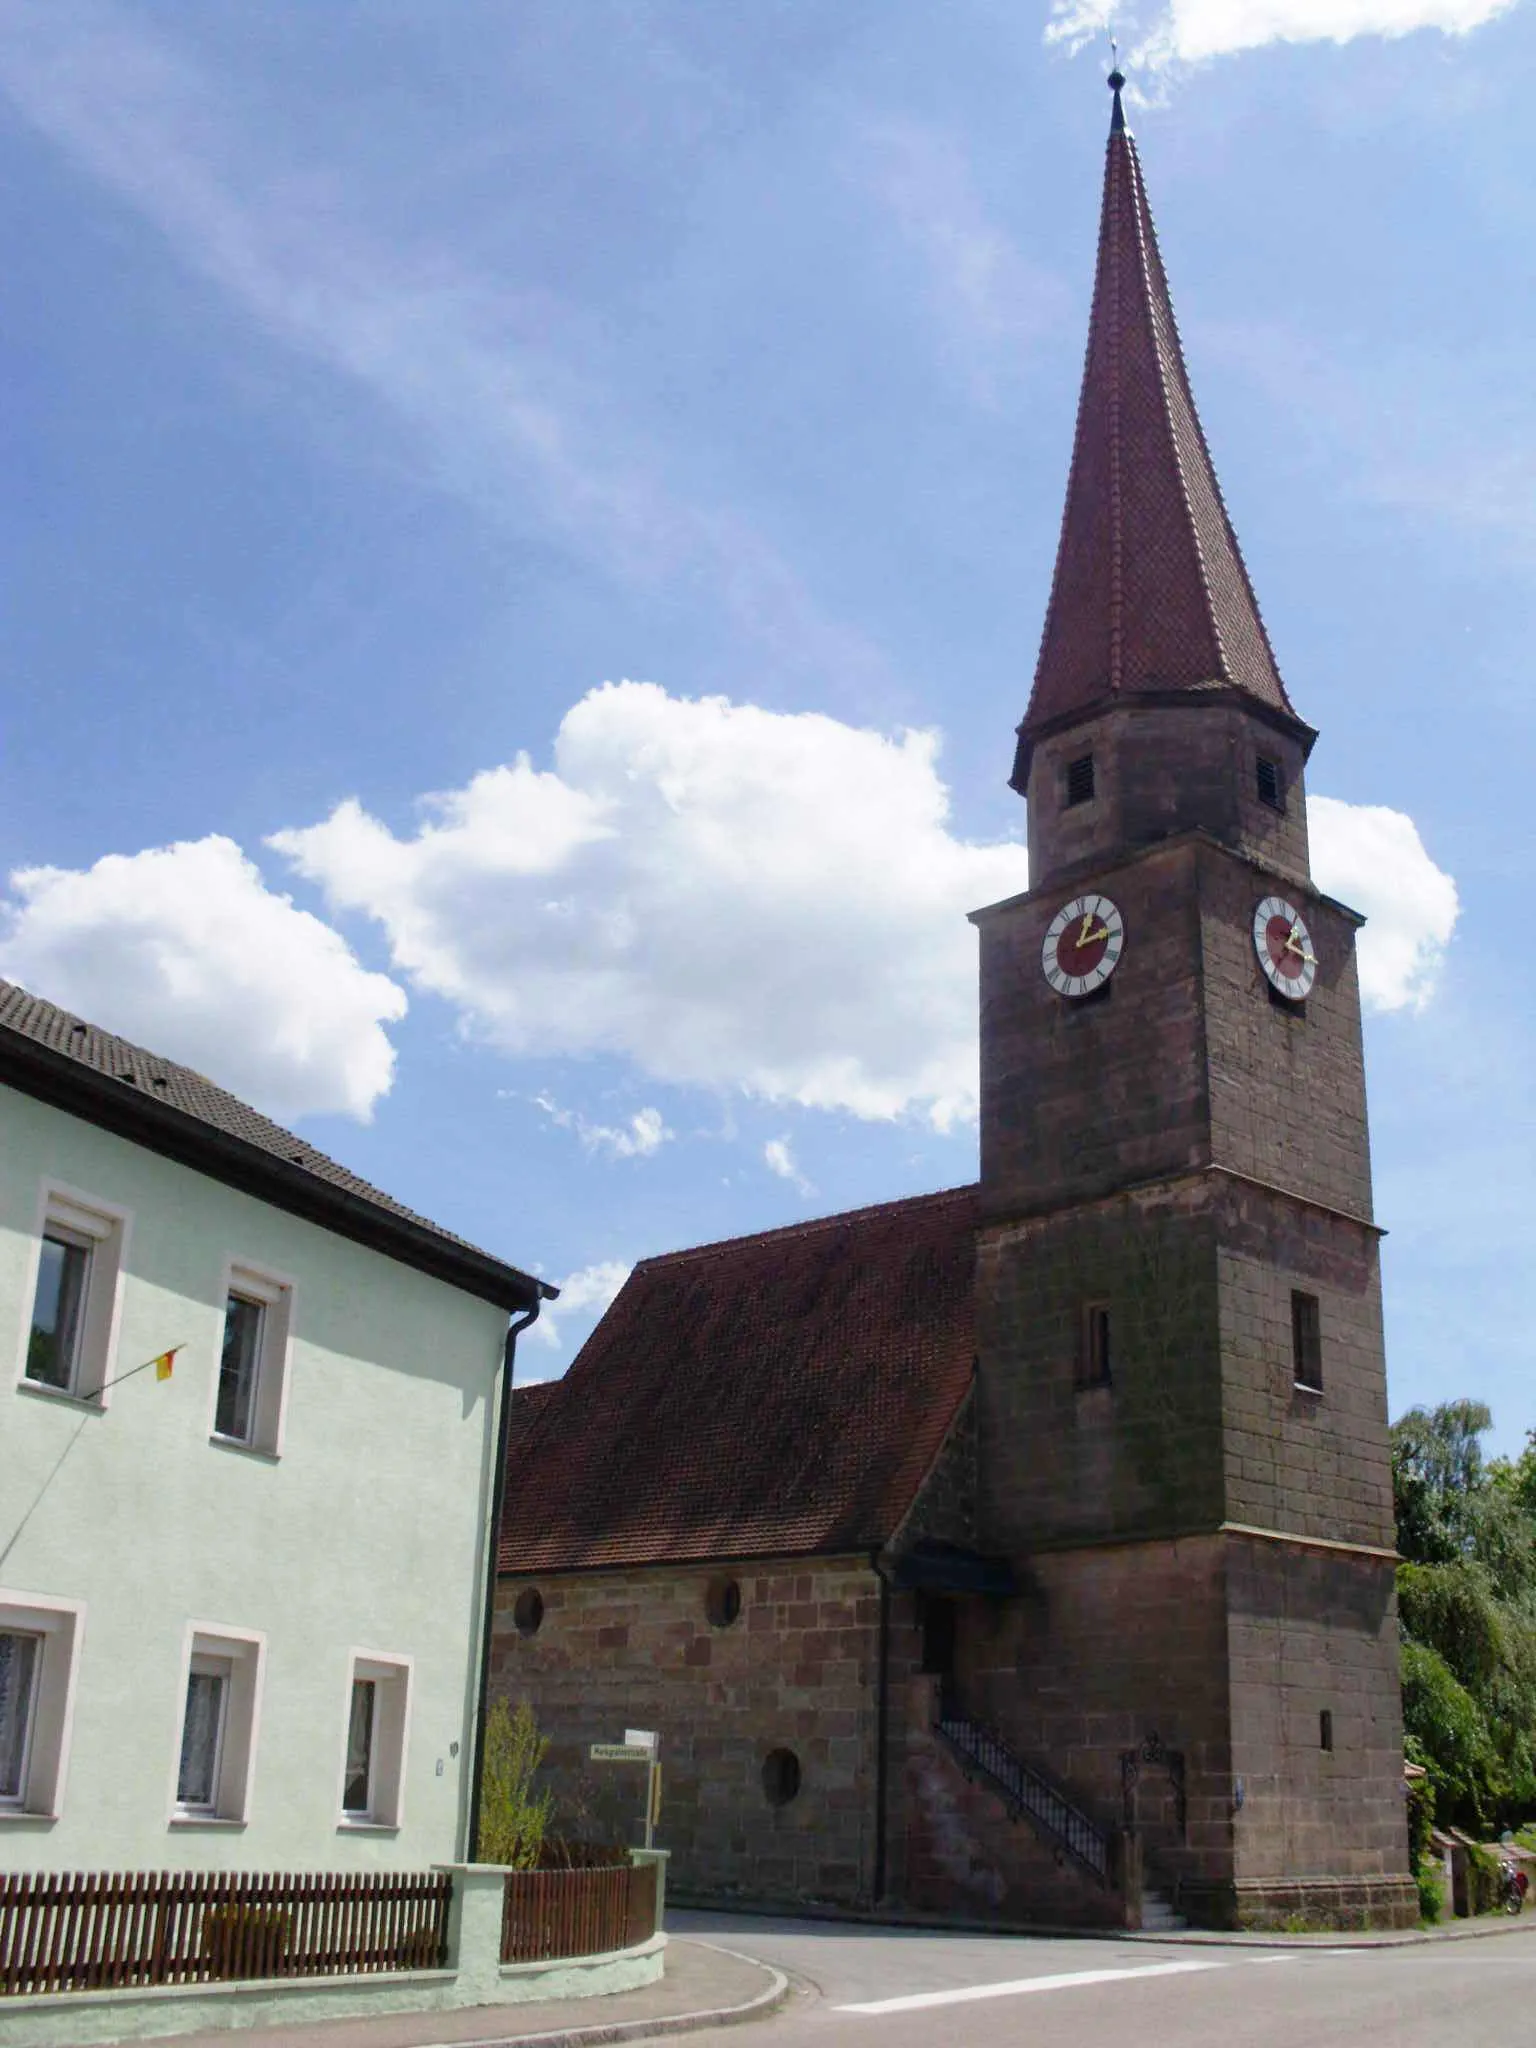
[0,1592,84,1821]
[16,1185,130,1406]
[337,1652,412,1830]
[170,1625,264,1825]
[210,1263,294,1455]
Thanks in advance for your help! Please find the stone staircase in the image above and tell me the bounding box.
[1139,1886,1189,1933]
[932,1698,1113,1887]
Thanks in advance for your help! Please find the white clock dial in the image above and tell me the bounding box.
[1253,894,1317,999]
[1042,894,1125,998]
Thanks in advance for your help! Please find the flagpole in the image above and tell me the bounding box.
[76,1344,186,1405]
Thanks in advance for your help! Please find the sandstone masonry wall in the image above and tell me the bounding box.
[491,1557,882,1907]
[1026,701,1312,898]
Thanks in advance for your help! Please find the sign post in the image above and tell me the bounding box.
[589,1728,661,1849]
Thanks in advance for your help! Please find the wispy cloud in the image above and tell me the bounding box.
[0,0,884,686]
[1190,314,1536,564]
[764,1136,814,1197]
[849,119,1070,406]
[533,1093,673,1161]
[1046,0,1520,70]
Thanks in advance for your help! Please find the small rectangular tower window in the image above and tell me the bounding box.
[1256,755,1285,812]
[1078,1303,1112,1389]
[1292,1290,1323,1393]
[1064,754,1096,807]
[1319,1709,1334,1753]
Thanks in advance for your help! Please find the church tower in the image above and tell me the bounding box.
[968,75,1416,1928]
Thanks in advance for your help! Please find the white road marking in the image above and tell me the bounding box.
[834,1957,1228,2014]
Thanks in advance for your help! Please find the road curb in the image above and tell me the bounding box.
[417,1945,791,2048]
[673,1898,1536,1954]
[1122,1913,1536,1951]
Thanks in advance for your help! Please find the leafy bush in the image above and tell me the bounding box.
[200,1904,292,1978]
[537,1837,630,1869]
[476,1697,553,1869]
[1405,1766,1436,1871]
[1415,1863,1443,1924]
[1465,1842,1502,1916]
[1400,1641,1495,1831]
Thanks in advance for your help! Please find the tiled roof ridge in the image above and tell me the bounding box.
[511,1378,561,1406]
[0,976,543,1307]
[635,1182,978,1272]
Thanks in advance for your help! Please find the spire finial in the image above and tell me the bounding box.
[1108,42,1126,135]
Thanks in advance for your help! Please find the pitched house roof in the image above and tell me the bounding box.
[0,978,548,1311]
[1013,75,1299,786]
[498,1186,978,1573]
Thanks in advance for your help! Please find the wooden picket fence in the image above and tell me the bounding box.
[501,1860,657,1963]
[0,1868,453,1997]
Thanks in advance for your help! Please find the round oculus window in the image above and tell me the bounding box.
[706,1577,743,1629]
[761,1748,802,1808]
[512,1587,544,1637]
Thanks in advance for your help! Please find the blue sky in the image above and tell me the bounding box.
[0,0,1530,1442]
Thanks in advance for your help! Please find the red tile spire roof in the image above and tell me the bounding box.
[1012,71,1298,788]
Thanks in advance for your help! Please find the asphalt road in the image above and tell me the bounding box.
[670,1909,1536,2048]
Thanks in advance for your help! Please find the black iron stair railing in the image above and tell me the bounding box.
[933,1701,1112,1886]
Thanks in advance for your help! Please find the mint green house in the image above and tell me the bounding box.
[0,978,549,1875]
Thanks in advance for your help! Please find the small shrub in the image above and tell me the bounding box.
[200,1904,292,1979]
[1415,1863,1443,1924]
[1465,1842,1502,1915]
[537,1837,630,1869]
[1406,1770,1436,1870]
[477,1696,553,1869]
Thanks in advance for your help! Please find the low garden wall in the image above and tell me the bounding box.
[0,1853,667,2047]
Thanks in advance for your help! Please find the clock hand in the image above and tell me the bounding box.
[1283,923,1317,968]
[1079,921,1110,947]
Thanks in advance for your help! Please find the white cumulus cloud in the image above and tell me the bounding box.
[1307,796,1459,1011]
[526,1258,633,1360]
[270,682,1458,1123]
[1046,0,1518,66]
[0,836,406,1122]
[273,681,1027,1129]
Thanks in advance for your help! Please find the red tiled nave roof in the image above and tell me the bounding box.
[499,1187,977,1573]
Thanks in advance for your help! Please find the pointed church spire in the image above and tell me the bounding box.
[1011,73,1299,791]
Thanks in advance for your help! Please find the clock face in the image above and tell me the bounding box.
[1042,894,1125,998]
[1253,894,1317,999]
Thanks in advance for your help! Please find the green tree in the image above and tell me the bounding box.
[1392,1400,1493,1565]
[476,1697,553,1869]
[1400,1640,1495,1830]
[1392,1402,1536,1833]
